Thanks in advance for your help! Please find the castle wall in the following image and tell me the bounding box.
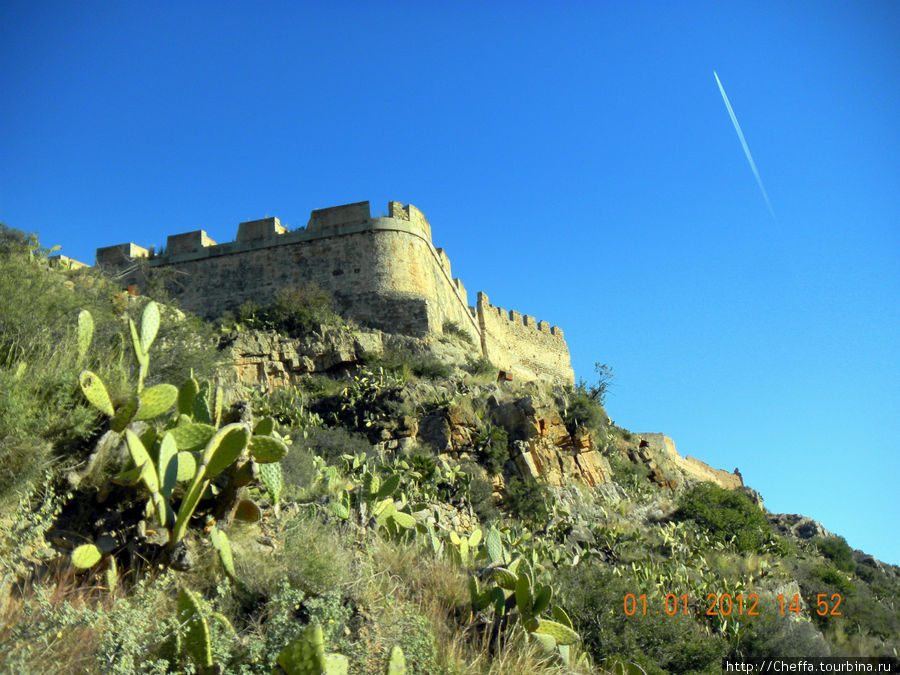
[95,200,572,384]
[477,292,574,385]
[100,202,481,343]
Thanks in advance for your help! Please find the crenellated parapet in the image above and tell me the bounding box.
[93,200,573,384]
[477,292,573,384]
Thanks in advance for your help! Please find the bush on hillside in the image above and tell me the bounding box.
[472,424,509,476]
[813,535,856,573]
[293,425,375,464]
[503,475,551,526]
[361,348,452,380]
[558,562,727,673]
[562,364,612,435]
[441,319,475,346]
[233,283,343,335]
[0,230,221,504]
[675,483,772,553]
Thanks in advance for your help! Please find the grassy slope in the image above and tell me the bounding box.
[0,230,897,673]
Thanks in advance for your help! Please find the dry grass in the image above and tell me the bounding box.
[367,538,595,674]
[0,561,178,674]
[1,566,115,673]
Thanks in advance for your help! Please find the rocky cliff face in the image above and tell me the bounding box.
[623,432,743,491]
[228,327,385,389]
[227,328,614,493]
[226,328,748,501]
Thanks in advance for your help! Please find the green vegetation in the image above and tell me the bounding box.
[813,535,856,572]
[559,563,727,673]
[228,283,347,335]
[361,347,453,380]
[442,319,475,346]
[503,475,552,526]
[473,424,509,476]
[563,362,612,436]
[1,229,898,673]
[675,483,773,553]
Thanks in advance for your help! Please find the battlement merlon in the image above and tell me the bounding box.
[166,230,217,255]
[95,242,150,267]
[95,201,438,269]
[476,292,565,340]
[237,217,286,242]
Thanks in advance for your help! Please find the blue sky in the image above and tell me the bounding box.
[2,2,898,564]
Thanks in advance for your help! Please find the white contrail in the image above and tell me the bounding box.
[714,71,776,220]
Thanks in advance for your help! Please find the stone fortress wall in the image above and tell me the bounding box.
[96,200,575,385]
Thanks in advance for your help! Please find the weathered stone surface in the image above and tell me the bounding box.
[97,200,574,385]
[419,412,453,452]
[631,432,742,491]
[769,513,831,540]
[497,397,612,488]
[229,327,384,388]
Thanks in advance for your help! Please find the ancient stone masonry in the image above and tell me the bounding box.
[95,200,575,385]
[477,293,572,385]
[630,433,743,491]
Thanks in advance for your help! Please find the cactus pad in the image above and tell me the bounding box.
[259,461,283,504]
[177,587,213,669]
[76,309,93,362]
[387,645,407,675]
[139,301,160,353]
[248,435,289,463]
[170,422,216,451]
[134,383,178,420]
[531,618,579,646]
[72,543,102,569]
[79,370,115,417]
[203,424,250,478]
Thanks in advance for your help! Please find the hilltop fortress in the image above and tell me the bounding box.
[95,200,574,385]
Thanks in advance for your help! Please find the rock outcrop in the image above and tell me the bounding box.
[768,513,831,540]
[489,395,612,488]
[631,432,743,490]
[228,327,384,389]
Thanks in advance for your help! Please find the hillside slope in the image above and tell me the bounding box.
[1,229,897,673]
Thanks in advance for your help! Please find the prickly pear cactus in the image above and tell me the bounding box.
[177,587,213,670]
[259,461,284,505]
[386,645,407,675]
[530,618,579,646]
[275,623,349,675]
[76,309,93,363]
[72,543,102,569]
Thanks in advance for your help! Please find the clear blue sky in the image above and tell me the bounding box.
[2,2,897,564]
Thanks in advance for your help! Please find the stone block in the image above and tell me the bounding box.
[166,230,216,255]
[237,217,286,242]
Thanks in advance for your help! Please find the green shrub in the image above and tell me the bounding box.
[251,385,321,430]
[473,425,509,476]
[462,355,495,378]
[280,514,353,596]
[297,373,347,399]
[279,445,318,496]
[502,475,551,526]
[738,607,831,657]
[366,348,452,380]
[562,386,609,436]
[558,562,726,673]
[808,564,856,595]
[609,454,651,488]
[233,283,343,336]
[813,535,856,572]
[467,474,501,524]
[442,320,475,347]
[675,483,772,553]
[295,425,375,464]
